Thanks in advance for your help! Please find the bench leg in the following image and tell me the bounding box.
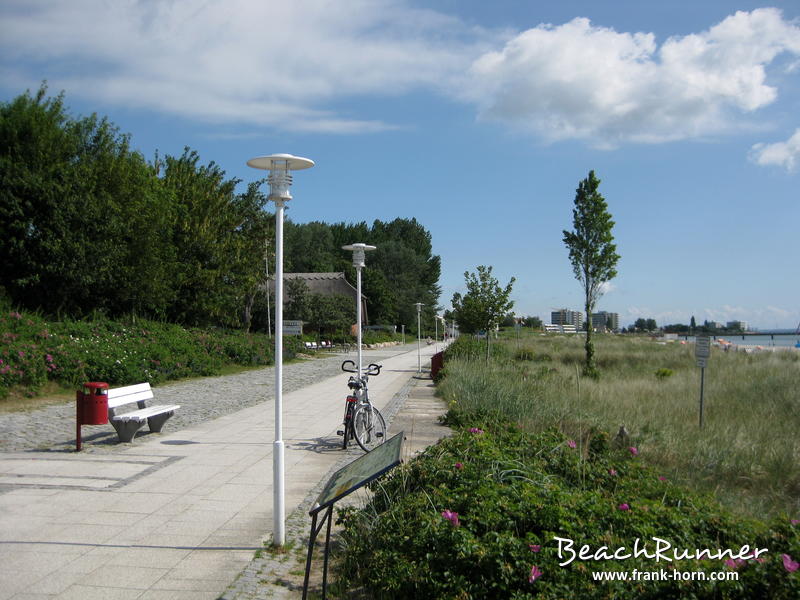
[111,420,146,443]
[147,411,175,433]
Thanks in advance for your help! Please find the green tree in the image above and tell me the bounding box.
[562,171,620,376]
[451,265,515,361]
[0,84,177,317]
[285,278,312,322]
[306,293,354,339]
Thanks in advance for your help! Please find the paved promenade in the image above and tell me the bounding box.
[0,342,445,599]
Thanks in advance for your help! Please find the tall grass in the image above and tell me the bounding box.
[438,333,800,518]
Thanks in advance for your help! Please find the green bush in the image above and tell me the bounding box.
[514,347,535,361]
[655,368,674,379]
[0,310,283,398]
[337,416,800,599]
[444,335,508,362]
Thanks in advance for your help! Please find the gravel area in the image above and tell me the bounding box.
[0,345,414,453]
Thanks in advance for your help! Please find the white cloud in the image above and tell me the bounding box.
[749,128,800,172]
[2,3,798,142]
[466,8,800,147]
[0,0,484,133]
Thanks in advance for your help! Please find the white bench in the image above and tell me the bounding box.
[107,383,181,443]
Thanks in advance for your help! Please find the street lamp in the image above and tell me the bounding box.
[247,153,314,547]
[342,243,376,379]
[414,302,424,373]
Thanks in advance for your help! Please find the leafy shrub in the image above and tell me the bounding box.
[655,368,674,379]
[514,347,535,361]
[337,415,800,599]
[0,310,283,398]
[444,336,508,362]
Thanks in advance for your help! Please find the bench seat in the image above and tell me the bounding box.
[107,382,181,443]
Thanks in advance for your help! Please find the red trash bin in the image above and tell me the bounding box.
[76,382,109,451]
[78,382,109,425]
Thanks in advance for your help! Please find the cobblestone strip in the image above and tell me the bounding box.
[0,346,411,453]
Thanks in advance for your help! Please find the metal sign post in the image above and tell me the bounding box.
[695,335,711,428]
[303,432,404,599]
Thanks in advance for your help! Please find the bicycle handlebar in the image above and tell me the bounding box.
[341,360,382,376]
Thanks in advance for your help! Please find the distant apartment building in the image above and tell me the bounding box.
[551,309,583,330]
[726,320,749,331]
[591,311,620,332]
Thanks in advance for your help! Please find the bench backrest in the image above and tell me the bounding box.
[107,382,153,409]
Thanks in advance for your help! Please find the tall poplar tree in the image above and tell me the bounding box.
[563,171,620,377]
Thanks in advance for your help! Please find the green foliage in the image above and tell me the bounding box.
[562,171,620,375]
[451,266,515,335]
[437,334,800,518]
[338,418,800,599]
[0,309,290,399]
[515,347,535,361]
[1,86,441,331]
[443,335,509,363]
[654,368,674,379]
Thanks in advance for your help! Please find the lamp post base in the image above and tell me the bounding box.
[273,440,285,546]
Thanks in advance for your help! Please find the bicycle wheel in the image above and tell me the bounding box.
[352,404,386,452]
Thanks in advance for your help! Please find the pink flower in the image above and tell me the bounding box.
[628,446,638,456]
[529,544,541,553]
[441,510,460,527]
[528,565,542,583]
[725,558,745,570]
[658,476,667,482]
[618,503,630,511]
[567,440,577,449]
[454,462,464,470]
[17,350,24,358]
[791,519,799,526]
[783,554,799,573]
[45,354,53,363]
[608,468,617,476]
[469,427,484,434]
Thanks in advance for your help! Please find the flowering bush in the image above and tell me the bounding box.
[336,415,800,599]
[0,310,292,399]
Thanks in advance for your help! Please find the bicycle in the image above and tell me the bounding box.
[337,360,387,452]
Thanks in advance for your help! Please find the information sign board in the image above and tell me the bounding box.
[695,335,710,367]
[312,432,404,515]
[282,320,303,336]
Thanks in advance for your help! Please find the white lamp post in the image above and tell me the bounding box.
[342,243,376,378]
[247,153,314,547]
[414,302,424,373]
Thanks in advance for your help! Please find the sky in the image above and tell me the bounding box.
[1,0,799,330]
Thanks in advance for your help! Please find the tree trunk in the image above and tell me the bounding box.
[584,295,595,375]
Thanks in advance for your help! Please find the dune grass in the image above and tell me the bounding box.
[438,332,800,519]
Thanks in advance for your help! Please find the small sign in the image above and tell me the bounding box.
[695,335,711,360]
[282,320,303,336]
[696,356,708,368]
[312,431,404,515]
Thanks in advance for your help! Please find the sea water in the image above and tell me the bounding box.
[682,334,799,348]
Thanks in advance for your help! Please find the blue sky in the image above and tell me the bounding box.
[2,1,799,329]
